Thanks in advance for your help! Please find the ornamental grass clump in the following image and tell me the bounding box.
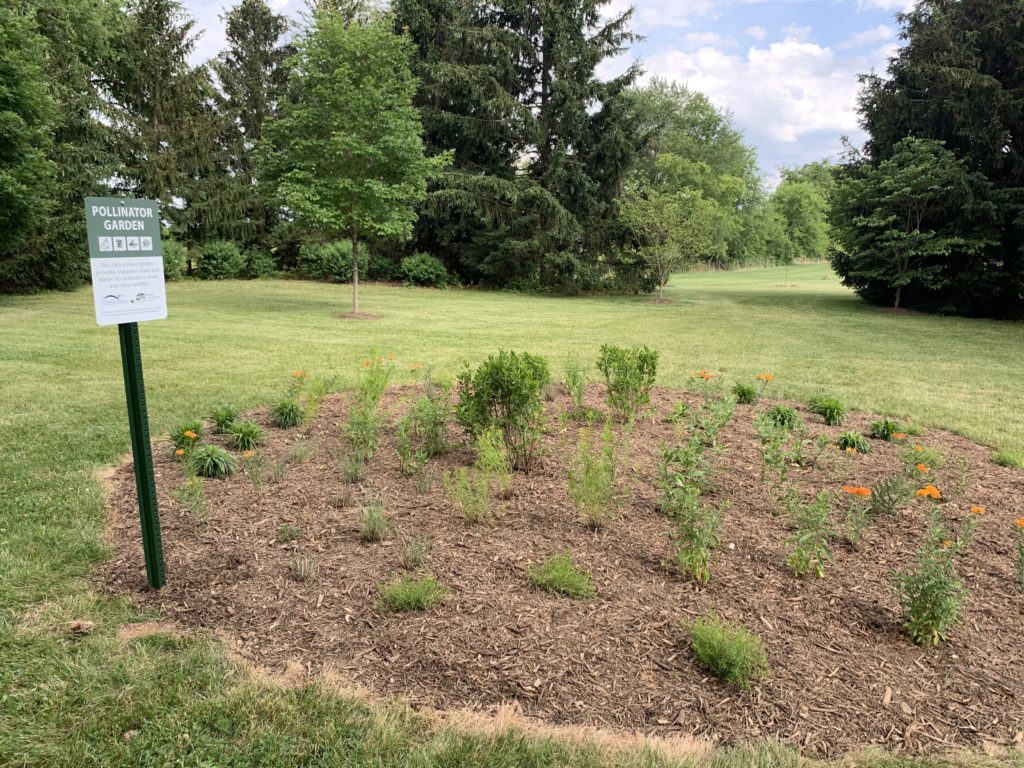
[808,396,845,426]
[171,420,203,449]
[869,418,901,441]
[528,552,596,599]
[731,381,758,405]
[442,466,491,524]
[228,420,265,451]
[835,431,870,454]
[343,357,393,462]
[764,404,803,432]
[188,445,237,479]
[596,344,659,422]
[786,492,837,578]
[687,613,768,689]
[567,419,618,529]
[455,350,550,472]
[357,496,392,542]
[377,574,449,612]
[271,399,302,429]
[892,509,976,646]
[209,405,239,434]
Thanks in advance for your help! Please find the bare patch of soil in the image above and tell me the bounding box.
[102,387,1024,757]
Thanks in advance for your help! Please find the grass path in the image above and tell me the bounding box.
[1,264,1022,766]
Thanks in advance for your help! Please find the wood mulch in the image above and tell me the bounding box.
[101,386,1024,758]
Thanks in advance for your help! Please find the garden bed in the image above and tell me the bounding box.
[102,384,1024,758]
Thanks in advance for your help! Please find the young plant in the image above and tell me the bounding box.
[209,405,239,434]
[276,523,302,544]
[567,419,618,529]
[300,376,330,435]
[528,552,596,599]
[476,427,513,498]
[188,445,237,479]
[870,474,914,516]
[892,510,976,646]
[901,442,944,469]
[339,451,364,484]
[285,438,315,464]
[239,450,266,493]
[171,420,203,449]
[408,384,452,457]
[357,497,392,542]
[596,344,659,422]
[808,396,846,426]
[786,492,836,578]
[170,475,207,523]
[399,535,431,571]
[764,404,803,432]
[835,431,870,454]
[868,418,900,441]
[442,467,491,524]
[343,402,381,462]
[376,574,449,612]
[271,399,302,429]
[672,491,723,584]
[564,353,589,415]
[1015,518,1024,592]
[687,613,768,689]
[290,554,319,583]
[842,488,872,548]
[665,401,689,425]
[228,420,265,451]
[395,418,414,474]
[455,350,550,472]
[731,381,758,405]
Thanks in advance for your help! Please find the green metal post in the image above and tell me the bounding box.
[118,322,166,589]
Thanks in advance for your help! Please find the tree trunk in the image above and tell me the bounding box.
[351,228,360,315]
[894,284,902,310]
[658,281,664,301]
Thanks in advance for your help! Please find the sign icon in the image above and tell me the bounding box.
[113,236,127,251]
[139,236,153,252]
[126,236,140,251]
[99,237,113,252]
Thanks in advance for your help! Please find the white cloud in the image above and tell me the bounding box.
[838,24,896,49]
[745,25,767,41]
[605,0,715,30]
[857,0,915,10]
[782,24,813,41]
[684,32,736,48]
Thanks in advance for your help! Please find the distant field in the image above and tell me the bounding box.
[2,264,1023,766]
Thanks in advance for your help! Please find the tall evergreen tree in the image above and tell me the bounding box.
[0,5,56,292]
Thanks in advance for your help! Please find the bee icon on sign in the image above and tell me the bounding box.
[113,237,127,251]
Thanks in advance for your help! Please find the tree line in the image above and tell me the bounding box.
[0,0,830,298]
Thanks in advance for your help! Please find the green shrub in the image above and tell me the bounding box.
[476,426,512,498]
[868,418,900,441]
[297,240,367,283]
[764,405,802,431]
[442,467,491,524]
[688,613,768,688]
[194,240,245,280]
[377,574,449,612]
[228,420,265,451]
[808,396,846,426]
[170,420,203,449]
[835,431,870,453]
[786,492,836,578]
[455,350,550,472]
[408,382,451,457]
[400,252,449,287]
[528,552,595,599]
[564,353,589,415]
[162,239,188,280]
[209,405,239,434]
[271,399,302,429]
[893,510,975,646]
[568,419,618,529]
[870,474,914,516]
[357,497,391,542]
[188,445,237,479]
[732,381,758,405]
[671,491,722,584]
[366,252,404,282]
[596,344,659,422]
[240,248,276,279]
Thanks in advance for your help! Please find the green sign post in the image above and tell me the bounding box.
[85,197,167,589]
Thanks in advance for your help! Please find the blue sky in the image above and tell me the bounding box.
[182,0,911,183]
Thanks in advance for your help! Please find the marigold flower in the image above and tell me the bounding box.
[942,540,953,549]
[291,370,305,378]
[386,353,395,361]
[174,448,185,457]
[916,463,929,473]
[360,358,371,367]
[841,485,871,497]
[183,430,197,440]
[755,373,775,382]
[913,444,924,453]
[891,432,907,440]
[1015,517,1024,530]
[846,446,857,454]
[970,505,985,515]
[915,485,942,500]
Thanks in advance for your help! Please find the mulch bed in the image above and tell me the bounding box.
[101,386,1024,758]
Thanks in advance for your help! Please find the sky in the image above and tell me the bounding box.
[182,0,913,183]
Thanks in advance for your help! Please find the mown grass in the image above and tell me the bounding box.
[1,264,1023,766]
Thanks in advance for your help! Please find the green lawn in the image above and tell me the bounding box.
[2,264,1023,766]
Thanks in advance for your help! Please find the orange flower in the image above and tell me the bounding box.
[969,505,985,515]
[291,370,306,378]
[183,430,197,440]
[915,485,942,500]
[1015,517,1024,530]
[242,450,255,459]
[174,448,185,457]
[755,373,775,382]
[916,463,929,473]
[913,444,924,453]
[891,432,907,440]
[386,353,396,361]
[360,358,372,367]
[846,446,858,454]
[942,539,953,549]
[409,362,422,371]
[842,485,872,497]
